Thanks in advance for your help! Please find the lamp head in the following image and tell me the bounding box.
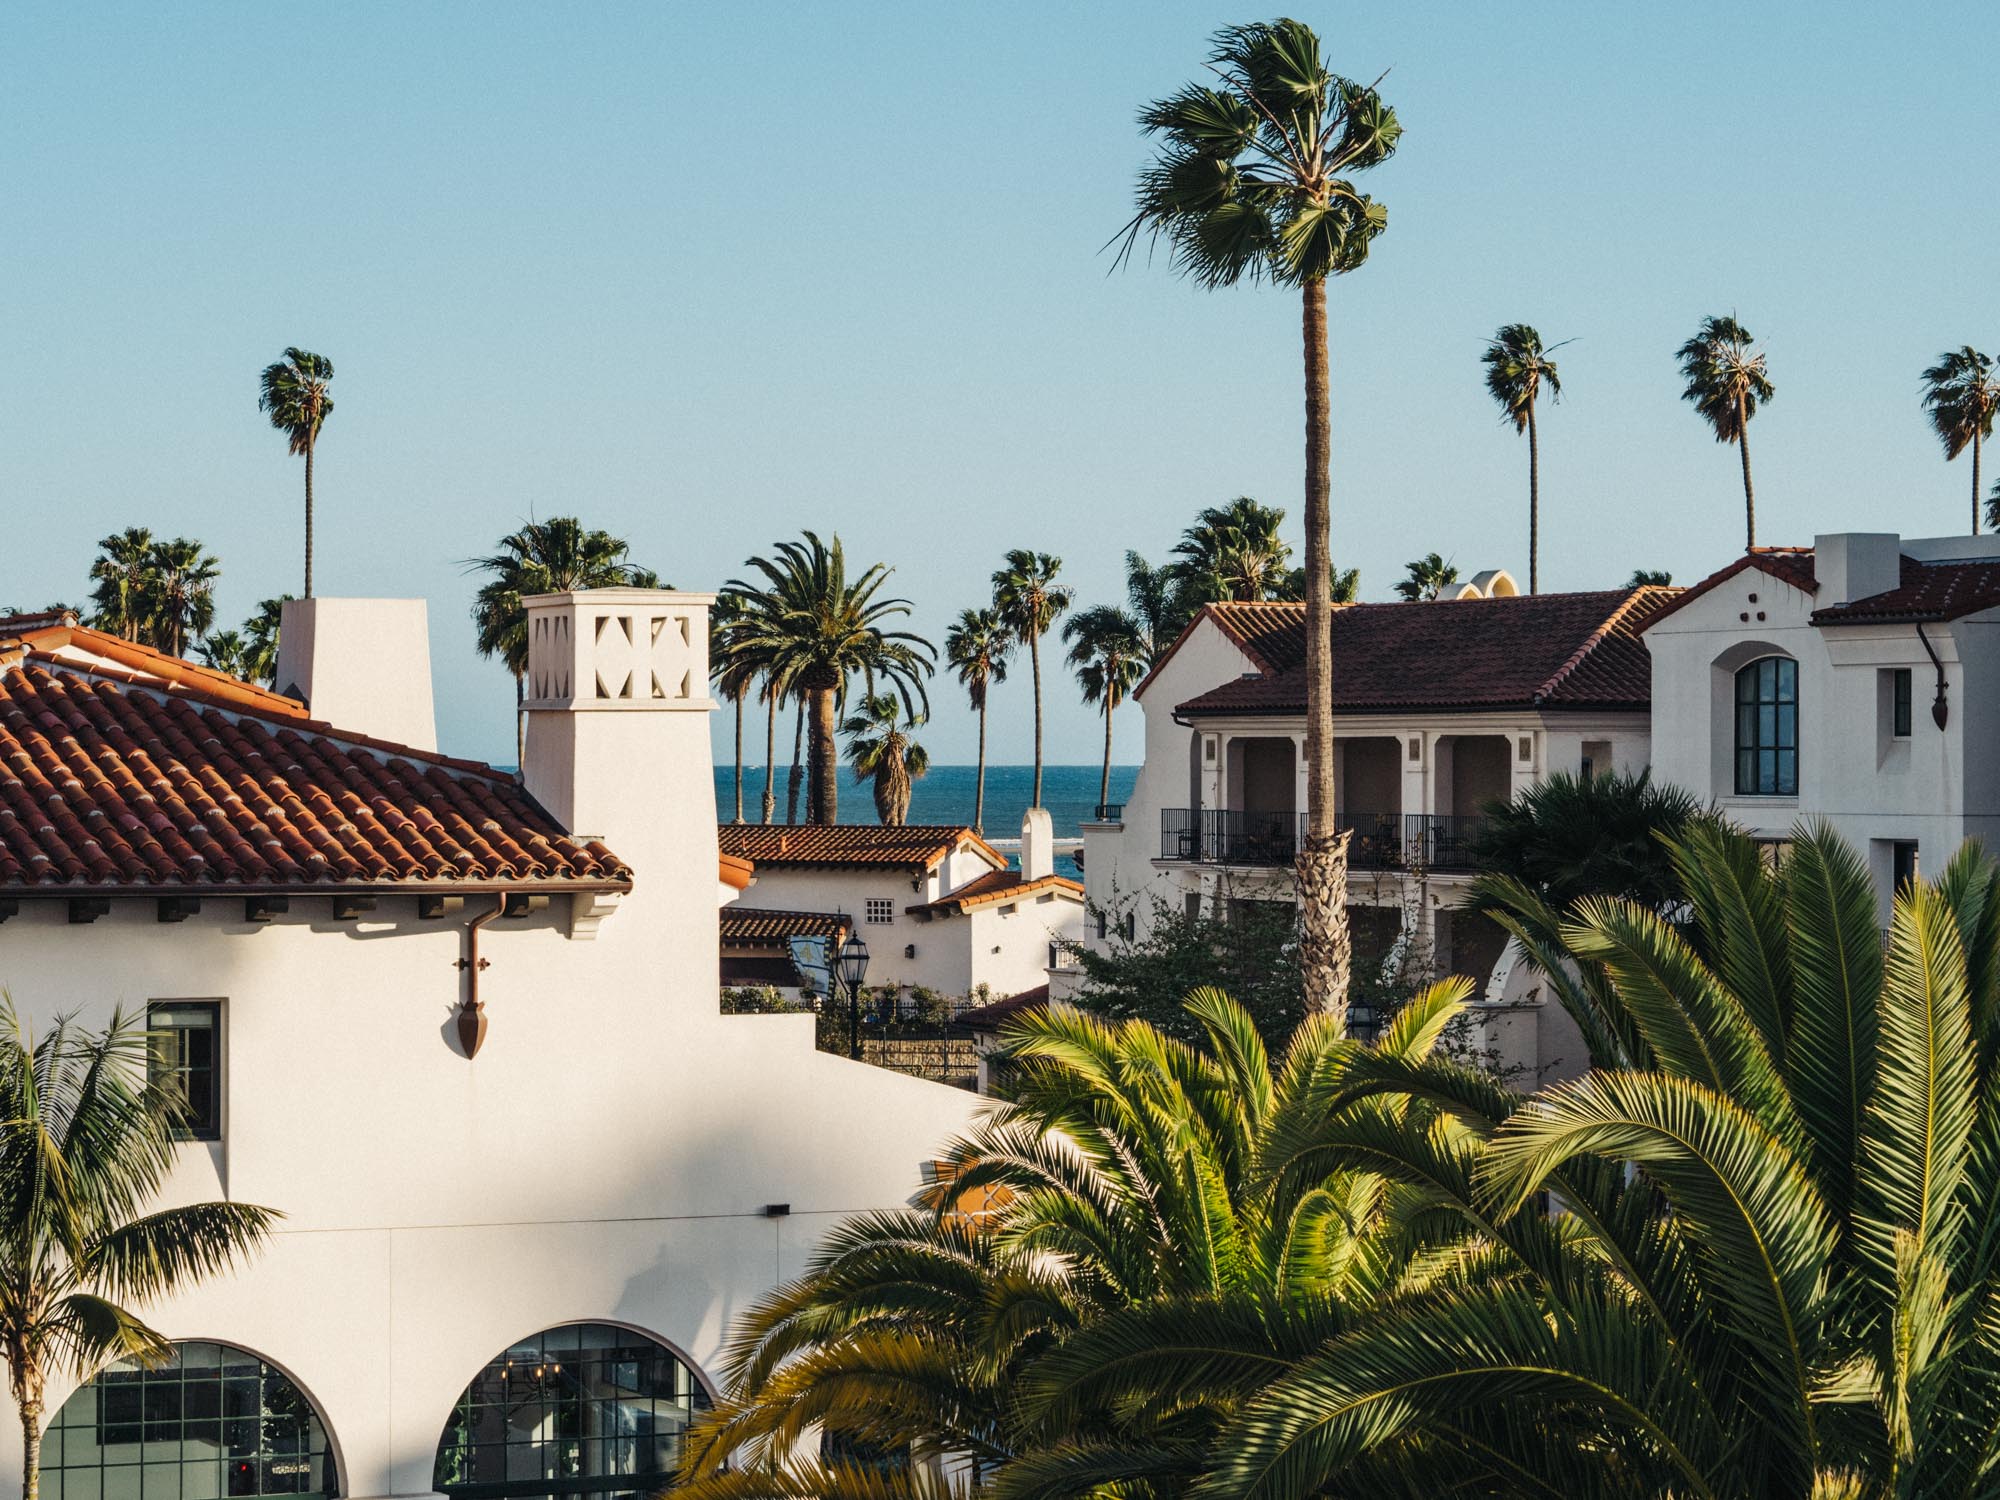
[836,933,870,988]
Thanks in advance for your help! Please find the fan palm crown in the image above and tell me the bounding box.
[1482,323,1563,593]
[1063,604,1148,812]
[1678,314,1775,549]
[944,608,1012,833]
[1172,497,1295,603]
[1920,346,2000,534]
[842,693,930,827]
[1394,552,1459,601]
[86,529,157,643]
[991,550,1073,810]
[256,348,334,596]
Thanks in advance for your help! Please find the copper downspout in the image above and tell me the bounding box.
[455,894,509,1058]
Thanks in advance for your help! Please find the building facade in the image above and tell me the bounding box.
[0,595,980,1500]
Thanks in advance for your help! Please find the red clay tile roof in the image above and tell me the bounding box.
[957,984,1051,1031]
[906,871,1084,915]
[1638,548,1817,631]
[719,906,850,946]
[0,649,631,893]
[1811,554,2000,624]
[1172,588,1674,717]
[718,851,756,890]
[717,823,1006,872]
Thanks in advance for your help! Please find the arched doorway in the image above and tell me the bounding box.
[432,1323,710,1500]
[42,1341,339,1500]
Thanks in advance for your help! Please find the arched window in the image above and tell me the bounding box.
[1735,656,1799,795]
[433,1324,709,1500]
[43,1342,338,1500]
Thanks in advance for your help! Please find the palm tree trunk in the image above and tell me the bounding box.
[731,689,745,821]
[1737,397,1756,551]
[973,698,988,834]
[1974,430,1983,536]
[17,1366,42,1500]
[1527,398,1540,595]
[513,674,525,769]
[786,700,804,824]
[1029,629,1045,808]
[303,438,316,598]
[762,689,778,824]
[1099,704,1113,811]
[1293,275,1353,1029]
[809,685,839,824]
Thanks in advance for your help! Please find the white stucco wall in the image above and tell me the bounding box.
[0,590,983,1500]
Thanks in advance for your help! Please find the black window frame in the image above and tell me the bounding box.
[1892,668,1913,739]
[1734,656,1799,797]
[148,1001,222,1142]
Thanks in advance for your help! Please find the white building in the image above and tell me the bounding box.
[1645,531,2000,909]
[1080,583,1668,1079]
[0,595,981,1500]
[717,811,1083,1004]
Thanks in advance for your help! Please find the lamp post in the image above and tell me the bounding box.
[836,933,870,1061]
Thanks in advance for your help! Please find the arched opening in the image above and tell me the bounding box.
[42,1341,339,1500]
[432,1323,711,1500]
[1733,655,1798,795]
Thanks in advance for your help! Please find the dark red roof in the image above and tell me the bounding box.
[1811,554,2000,625]
[718,822,1004,871]
[957,984,1050,1031]
[0,654,630,893]
[1638,548,1817,631]
[1173,588,1673,717]
[719,906,850,946]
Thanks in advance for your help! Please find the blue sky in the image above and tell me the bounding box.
[5,2,1997,766]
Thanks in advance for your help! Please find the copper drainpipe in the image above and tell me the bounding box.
[455,894,510,1058]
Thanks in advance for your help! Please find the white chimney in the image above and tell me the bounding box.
[1813,533,1901,608]
[520,588,717,934]
[274,598,438,752]
[1020,806,1054,882]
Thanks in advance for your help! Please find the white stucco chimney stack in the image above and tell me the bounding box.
[520,588,718,934]
[274,598,438,751]
[1814,532,1901,608]
[1020,806,1054,881]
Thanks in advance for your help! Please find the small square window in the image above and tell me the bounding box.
[1892,668,1912,738]
[864,898,894,925]
[148,1002,221,1141]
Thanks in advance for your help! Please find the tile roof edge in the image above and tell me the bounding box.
[1533,586,1674,702]
[1133,605,1267,702]
[1638,550,1817,632]
[911,873,1085,913]
[22,625,309,718]
[0,876,634,897]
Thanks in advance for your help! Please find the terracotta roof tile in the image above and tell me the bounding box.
[1174,588,1672,717]
[718,823,1005,871]
[0,655,631,893]
[1812,554,2000,624]
[957,984,1050,1030]
[1638,548,1817,631]
[906,871,1083,914]
[719,906,851,946]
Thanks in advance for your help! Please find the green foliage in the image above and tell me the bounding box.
[1481,323,1562,433]
[1471,767,1715,914]
[1920,346,1997,463]
[466,518,659,683]
[1629,567,1674,586]
[85,530,220,657]
[843,693,929,826]
[943,608,1010,713]
[1393,551,1459,601]
[1678,313,1774,444]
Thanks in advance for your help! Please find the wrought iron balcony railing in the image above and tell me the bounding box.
[1158,809,1490,872]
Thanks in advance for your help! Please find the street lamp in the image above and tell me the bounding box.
[836,933,870,1060]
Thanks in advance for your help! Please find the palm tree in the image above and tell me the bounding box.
[257,348,335,597]
[195,630,251,679]
[1469,767,1712,915]
[86,529,156,643]
[0,1001,277,1500]
[1921,346,2000,534]
[1678,314,1775,550]
[145,538,219,658]
[1123,551,1180,665]
[726,534,933,825]
[1394,552,1460,601]
[1062,605,1147,814]
[710,592,753,822]
[1123,20,1400,1026]
[1482,324,1564,593]
[675,981,1479,1500]
[991,550,1073,809]
[1172,496,1295,603]
[843,694,930,826]
[944,608,1012,833]
[466,518,659,764]
[242,596,291,688]
[1628,567,1673,586]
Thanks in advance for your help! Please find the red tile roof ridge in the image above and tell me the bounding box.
[16,624,308,719]
[718,822,1006,871]
[958,983,1052,1029]
[1640,548,1818,632]
[909,870,1084,914]
[1533,585,1680,703]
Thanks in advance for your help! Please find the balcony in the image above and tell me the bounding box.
[1159,810,1489,872]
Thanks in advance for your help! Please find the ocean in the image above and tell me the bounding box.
[712,763,1138,877]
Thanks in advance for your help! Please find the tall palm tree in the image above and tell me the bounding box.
[843,694,930,826]
[1124,19,1400,1027]
[726,534,933,825]
[710,592,753,822]
[1172,496,1295,602]
[1482,324,1564,593]
[1394,552,1460,601]
[785,699,804,824]
[257,348,335,597]
[991,550,1073,810]
[466,518,659,763]
[0,1001,277,1500]
[1062,605,1147,814]
[1921,345,2000,534]
[944,608,1012,833]
[1123,550,1180,665]
[1678,314,1775,550]
[145,538,219,658]
[86,529,157,643]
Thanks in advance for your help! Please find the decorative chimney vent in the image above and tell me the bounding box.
[522,589,711,714]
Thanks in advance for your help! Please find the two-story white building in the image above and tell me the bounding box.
[1645,531,2000,908]
[0,594,980,1500]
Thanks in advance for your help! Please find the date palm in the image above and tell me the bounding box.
[1482,324,1564,593]
[1063,605,1147,814]
[86,529,156,643]
[727,534,933,825]
[1394,551,1459,601]
[1123,18,1400,1027]
[843,693,930,827]
[945,608,1012,833]
[1678,315,1775,550]
[466,518,659,764]
[257,348,334,597]
[0,1000,277,1500]
[991,550,1073,810]
[1921,346,2000,534]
